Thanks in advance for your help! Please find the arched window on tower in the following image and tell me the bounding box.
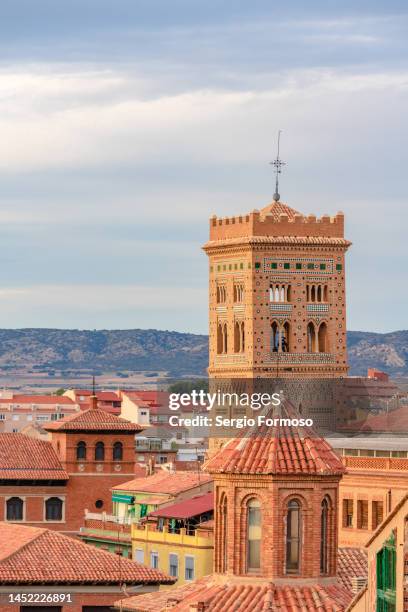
[76,441,87,460]
[318,322,328,352]
[307,322,316,352]
[223,323,228,354]
[271,321,279,352]
[95,441,105,461]
[320,498,329,574]
[234,321,240,353]
[282,322,290,352]
[247,499,261,572]
[286,499,301,573]
[113,441,123,461]
[217,323,223,354]
[220,494,228,573]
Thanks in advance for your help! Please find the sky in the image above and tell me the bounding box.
[0,0,407,334]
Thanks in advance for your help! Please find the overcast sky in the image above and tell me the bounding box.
[0,1,407,334]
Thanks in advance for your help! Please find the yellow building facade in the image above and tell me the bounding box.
[131,523,213,586]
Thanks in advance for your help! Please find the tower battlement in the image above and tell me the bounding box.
[210,204,344,241]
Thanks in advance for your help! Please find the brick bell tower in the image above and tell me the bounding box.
[203,199,351,380]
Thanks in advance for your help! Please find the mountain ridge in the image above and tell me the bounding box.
[0,328,406,377]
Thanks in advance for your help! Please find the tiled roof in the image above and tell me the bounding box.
[114,576,353,611]
[204,403,345,476]
[43,406,143,432]
[148,492,213,519]
[0,433,68,480]
[339,405,408,434]
[0,523,175,585]
[0,395,75,405]
[113,471,212,494]
[260,200,302,220]
[337,548,368,591]
[72,390,120,402]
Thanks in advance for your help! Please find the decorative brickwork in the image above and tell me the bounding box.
[204,200,350,378]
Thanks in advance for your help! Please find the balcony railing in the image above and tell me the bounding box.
[132,524,213,547]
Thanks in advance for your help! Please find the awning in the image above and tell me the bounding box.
[112,494,134,504]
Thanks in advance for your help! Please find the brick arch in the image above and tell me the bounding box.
[281,491,311,512]
[237,491,266,576]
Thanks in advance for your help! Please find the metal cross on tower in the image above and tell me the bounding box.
[270,130,286,202]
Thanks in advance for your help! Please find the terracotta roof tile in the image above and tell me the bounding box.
[204,402,345,476]
[43,406,143,432]
[337,547,368,591]
[113,471,212,495]
[148,492,213,519]
[114,577,353,611]
[0,433,68,480]
[260,200,301,220]
[0,523,175,585]
[0,395,75,405]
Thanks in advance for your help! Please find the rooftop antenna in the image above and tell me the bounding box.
[270,130,286,202]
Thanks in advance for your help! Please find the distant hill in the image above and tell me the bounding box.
[0,328,406,378]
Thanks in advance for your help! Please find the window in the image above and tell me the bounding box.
[318,322,328,352]
[307,322,316,352]
[45,497,63,521]
[234,321,245,353]
[0,414,5,420]
[270,283,291,303]
[151,551,159,569]
[169,553,178,577]
[216,284,226,303]
[113,441,123,461]
[220,494,228,573]
[95,441,105,461]
[233,283,244,303]
[95,499,104,509]
[217,322,228,354]
[76,441,87,460]
[247,499,261,571]
[357,500,368,529]
[134,549,144,564]
[343,499,353,527]
[307,263,314,269]
[336,264,342,271]
[372,501,384,530]
[286,499,301,573]
[320,498,329,574]
[320,263,326,270]
[6,497,24,521]
[376,533,396,611]
[296,263,302,269]
[306,284,328,303]
[185,556,195,580]
[254,262,261,269]
[283,262,290,269]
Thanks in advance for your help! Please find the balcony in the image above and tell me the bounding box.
[132,523,213,548]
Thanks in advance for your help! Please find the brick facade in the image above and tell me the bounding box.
[213,473,341,580]
[204,202,351,379]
